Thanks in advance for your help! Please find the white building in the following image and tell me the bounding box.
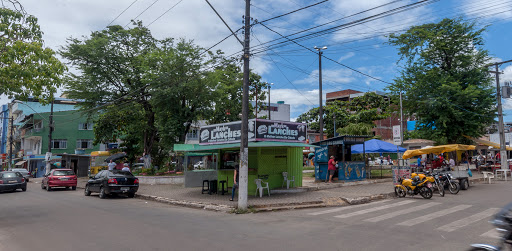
[251,101,290,122]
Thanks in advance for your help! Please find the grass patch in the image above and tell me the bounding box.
[303,166,315,170]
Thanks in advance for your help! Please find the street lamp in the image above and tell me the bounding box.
[268,83,274,120]
[314,46,327,140]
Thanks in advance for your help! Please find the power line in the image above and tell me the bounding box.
[106,0,139,27]
[257,0,330,24]
[147,0,185,27]
[258,22,392,84]
[204,0,243,45]
[124,0,160,28]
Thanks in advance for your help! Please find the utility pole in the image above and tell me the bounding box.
[8,116,13,170]
[45,99,54,175]
[255,84,258,118]
[399,92,404,146]
[239,0,251,210]
[488,60,512,170]
[268,83,273,120]
[315,46,327,140]
[333,114,336,137]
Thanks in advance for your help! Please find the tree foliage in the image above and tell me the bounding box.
[61,22,267,166]
[387,18,495,143]
[297,92,390,138]
[0,6,66,102]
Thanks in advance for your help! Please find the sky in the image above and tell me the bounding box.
[2,0,512,122]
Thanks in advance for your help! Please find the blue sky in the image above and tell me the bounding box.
[2,0,512,122]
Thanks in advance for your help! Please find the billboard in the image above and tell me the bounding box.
[199,119,307,145]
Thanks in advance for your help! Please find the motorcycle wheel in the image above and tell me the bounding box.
[437,183,445,197]
[420,187,433,199]
[395,186,406,198]
[448,182,460,194]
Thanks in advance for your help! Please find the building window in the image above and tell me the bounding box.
[34,121,43,129]
[186,129,199,140]
[78,123,93,130]
[51,140,67,149]
[77,139,93,149]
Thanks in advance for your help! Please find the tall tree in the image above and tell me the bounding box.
[0,3,66,101]
[387,18,495,144]
[61,23,159,167]
[297,92,389,138]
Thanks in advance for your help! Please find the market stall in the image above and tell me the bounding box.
[174,119,314,195]
[313,135,368,182]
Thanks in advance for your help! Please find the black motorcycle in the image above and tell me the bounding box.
[438,172,460,194]
[469,202,512,250]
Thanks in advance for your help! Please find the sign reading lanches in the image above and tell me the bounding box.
[199,119,307,145]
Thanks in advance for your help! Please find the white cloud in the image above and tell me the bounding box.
[462,0,512,21]
[295,68,354,85]
[502,65,512,83]
[339,52,355,62]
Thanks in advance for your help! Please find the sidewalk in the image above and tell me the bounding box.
[65,171,489,213]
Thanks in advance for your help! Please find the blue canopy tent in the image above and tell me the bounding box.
[351,139,406,154]
[351,139,407,179]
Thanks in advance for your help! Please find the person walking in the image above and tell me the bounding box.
[108,160,116,171]
[122,163,130,172]
[328,156,338,183]
[230,164,239,201]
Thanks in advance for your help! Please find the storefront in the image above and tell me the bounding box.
[313,135,368,182]
[174,119,314,195]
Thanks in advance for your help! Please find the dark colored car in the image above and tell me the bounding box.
[0,171,27,192]
[11,168,30,182]
[84,170,139,199]
[41,169,77,191]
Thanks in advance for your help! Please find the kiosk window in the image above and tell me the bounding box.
[221,151,239,169]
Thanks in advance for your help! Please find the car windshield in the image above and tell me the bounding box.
[1,172,17,178]
[12,169,28,173]
[109,170,134,177]
[53,170,75,176]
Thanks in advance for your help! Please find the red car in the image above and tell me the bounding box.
[41,169,77,191]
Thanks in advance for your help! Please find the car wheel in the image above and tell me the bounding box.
[26,178,29,182]
[22,186,27,192]
[127,192,135,198]
[41,182,45,189]
[72,186,76,191]
[99,187,106,199]
[46,184,51,191]
[84,185,91,196]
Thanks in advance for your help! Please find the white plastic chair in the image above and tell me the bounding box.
[282,172,295,189]
[482,171,495,184]
[254,179,270,197]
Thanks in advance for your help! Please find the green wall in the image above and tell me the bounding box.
[24,110,99,154]
[217,147,303,195]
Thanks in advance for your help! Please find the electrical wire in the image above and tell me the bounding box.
[124,0,160,28]
[106,0,139,27]
[147,0,185,27]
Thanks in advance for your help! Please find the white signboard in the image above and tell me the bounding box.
[45,152,52,162]
[393,125,402,145]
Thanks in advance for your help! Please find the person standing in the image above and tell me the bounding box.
[108,160,116,171]
[230,164,239,201]
[417,156,422,171]
[328,156,338,183]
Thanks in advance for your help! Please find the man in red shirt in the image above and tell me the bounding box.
[328,156,338,183]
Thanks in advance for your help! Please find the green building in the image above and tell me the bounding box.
[20,110,99,155]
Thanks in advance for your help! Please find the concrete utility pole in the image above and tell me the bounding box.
[488,60,512,170]
[8,116,13,170]
[239,0,251,210]
[45,99,54,175]
[399,92,404,146]
[315,46,327,140]
[268,83,273,120]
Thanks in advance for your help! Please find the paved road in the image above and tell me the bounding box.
[1,180,511,251]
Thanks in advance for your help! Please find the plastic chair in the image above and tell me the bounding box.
[482,171,494,184]
[254,179,270,197]
[282,172,295,189]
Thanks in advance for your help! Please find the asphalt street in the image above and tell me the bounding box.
[1,180,511,251]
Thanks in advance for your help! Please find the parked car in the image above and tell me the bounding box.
[11,168,30,182]
[84,170,139,199]
[41,169,77,191]
[193,161,204,170]
[0,171,27,192]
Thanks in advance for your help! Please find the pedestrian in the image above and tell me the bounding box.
[108,160,116,171]
[417,156,422,170]
[449,157,456,167]
[328,156,338,183]
[122,163,130,172]
[230,164,239,201]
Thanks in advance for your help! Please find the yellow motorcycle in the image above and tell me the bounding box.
[395,175,433,199]
[412,172,444,197]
